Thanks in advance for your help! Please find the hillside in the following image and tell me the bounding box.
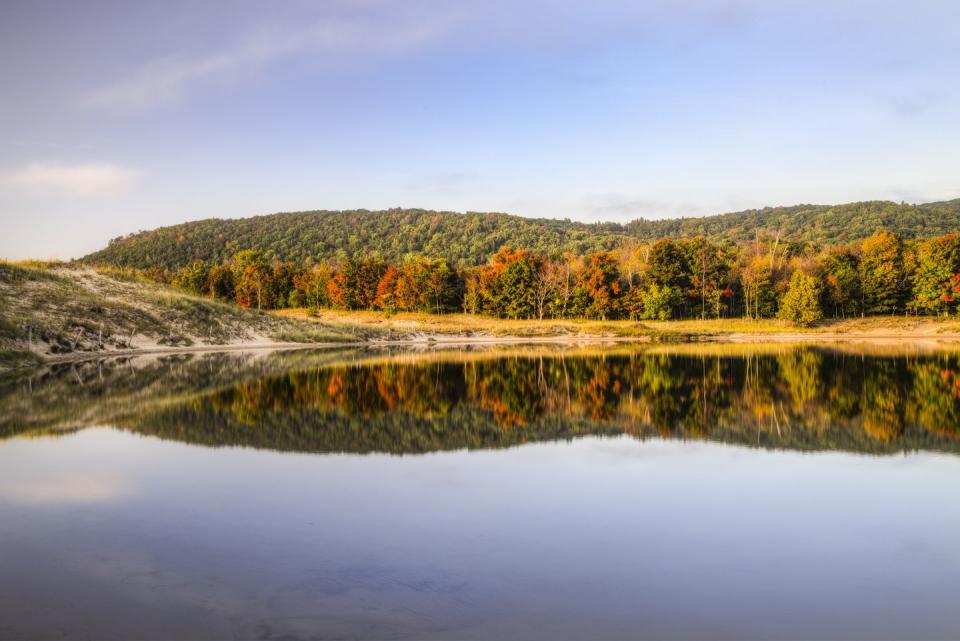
[625,199,960,243]
[0,261,381,369]
[83,199,960,270]
[86,209,625,270]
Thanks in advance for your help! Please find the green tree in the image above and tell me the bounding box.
[909,234,960,315]
[207,264,235,301]
[648,239,692,291]
[172,260,210,295]
[268,262,298,309]
[821,248,861,318]
[499,253,540,319]
[639,284,683,320]
[778,270,823,326]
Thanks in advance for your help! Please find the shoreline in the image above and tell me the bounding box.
[30,328,960,366]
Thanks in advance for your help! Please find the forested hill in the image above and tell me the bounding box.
[625,199,960,243]
[87,209,625,269]
[85,199,960,269]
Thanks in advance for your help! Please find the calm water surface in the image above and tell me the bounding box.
[0,344,958,640]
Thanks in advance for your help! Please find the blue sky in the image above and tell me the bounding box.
[0,0,958,259]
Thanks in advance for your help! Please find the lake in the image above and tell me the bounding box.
[1,344,959,640]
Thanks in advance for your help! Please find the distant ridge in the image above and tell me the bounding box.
[84,198,960,270]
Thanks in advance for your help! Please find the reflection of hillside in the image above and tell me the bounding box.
[128,350,960,455]
[3,345,960,455]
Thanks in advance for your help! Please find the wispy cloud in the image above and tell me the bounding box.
[886,91,947,118]
[405,172,477,195]
[583,194,727,221]
[84,16,453,111]
[1,162,139,197]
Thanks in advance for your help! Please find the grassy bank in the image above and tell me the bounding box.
[278,308,960,341]
[275,309,656,339]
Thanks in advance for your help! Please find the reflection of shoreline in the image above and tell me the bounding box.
[34,334,960,370]
[36,335,648,367]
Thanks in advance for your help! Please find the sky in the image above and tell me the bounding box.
[0,0,958,260]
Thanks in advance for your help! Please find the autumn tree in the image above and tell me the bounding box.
[462,268,482,314]
[231,250,272,309]
[820,248,861,318]
[236,263,273,309]
[293,263,333,310]
[374,264,401,313]
[355,258,387,309]
[424,258,460,314]
[547,253,580,318]
[474,247,540,318]
[327,258,386,309]
[740,255,776,319]
[860,230,905,315]
[685,237,733,319]
[579,252,623,320]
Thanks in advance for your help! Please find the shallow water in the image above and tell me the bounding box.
[1,344,958,640]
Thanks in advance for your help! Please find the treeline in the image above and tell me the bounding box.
[83,200,960,271]
[142,229,960,325]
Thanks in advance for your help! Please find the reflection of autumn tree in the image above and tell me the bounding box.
[466,358,545,426]
[139,349,960,454]
[861,360,907,442]
[634,355,695,435]
[823,356,863,422]
[682,356,739,437]
[578,359,622,421]
[778,349,823,414]
[210,378,288,426]
[909,360,960,437]
[740,354,779,435]
[370,364,462,417]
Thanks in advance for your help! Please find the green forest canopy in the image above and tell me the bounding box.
[84,198,960,270]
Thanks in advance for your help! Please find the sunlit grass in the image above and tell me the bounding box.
[276,308,655,337]
[277,309,960,339]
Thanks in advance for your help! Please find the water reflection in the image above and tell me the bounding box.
[2,346,960,640]
[2,344,959,455]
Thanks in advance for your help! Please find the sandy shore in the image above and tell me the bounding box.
[33,325,960,365]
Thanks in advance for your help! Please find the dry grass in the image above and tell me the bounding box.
[275,308,656,338]
[277,308,960,340]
